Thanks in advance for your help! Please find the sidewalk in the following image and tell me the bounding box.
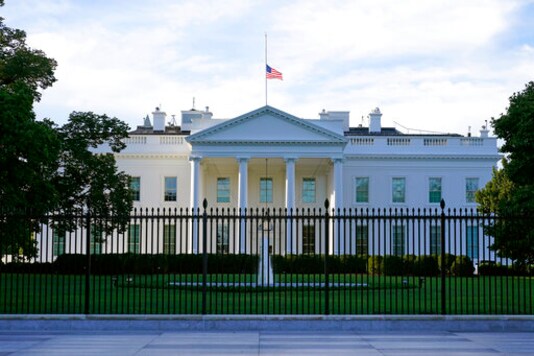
[1,329,533,355]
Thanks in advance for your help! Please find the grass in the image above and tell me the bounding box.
[1,273,532,315]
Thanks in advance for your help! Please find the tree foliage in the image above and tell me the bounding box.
[475,159,514,214]
[477,82,534,266]
[0,7,57,101]
[0,4,132,259]
[55,112,132,235]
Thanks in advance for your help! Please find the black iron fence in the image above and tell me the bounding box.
[1,200,532,315]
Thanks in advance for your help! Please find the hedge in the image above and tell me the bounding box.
[271,254,368,274]
[52,253,259,275]
[451,255,475,276]
[0,253,489,276]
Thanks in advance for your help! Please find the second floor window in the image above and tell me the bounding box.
[164,177,177,201]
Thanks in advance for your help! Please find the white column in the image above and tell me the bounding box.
[285,157,296,210]
[285,157,296,254]
[237,157,249,253]
[333,158,344,210]
[332,158,344,254]
[190,156,201,254]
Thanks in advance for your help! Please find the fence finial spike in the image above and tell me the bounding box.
[324,199,330,209]
[440,198,445,210]
[203,198,208,209]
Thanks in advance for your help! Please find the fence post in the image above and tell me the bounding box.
[324,199,330,315]
[84,208,91,315]
[440,199,446,315]
[201,199,208,315]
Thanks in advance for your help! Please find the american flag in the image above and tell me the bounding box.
[266,64,283,80]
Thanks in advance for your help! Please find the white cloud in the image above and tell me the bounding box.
[4,0,534,137]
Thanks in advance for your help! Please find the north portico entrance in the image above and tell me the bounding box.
[186,106,347,212]
[186,106,347,254]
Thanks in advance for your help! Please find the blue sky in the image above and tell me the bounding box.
[4,0,534,135]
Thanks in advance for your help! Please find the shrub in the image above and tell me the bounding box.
[403,254,417,275]
[477,261,508,276]
[413,255,439,276]
[451,255,474,276]
[341,254,368,274]
[54,254,87,274]
[367,255,383,275]
[383,255,404,276]
[0,262,54,273]
[272,254,323,274]
[438,253,456,275]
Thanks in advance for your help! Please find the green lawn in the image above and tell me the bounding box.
[1,273,532,314]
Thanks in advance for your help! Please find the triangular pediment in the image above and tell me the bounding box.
[186,106,346,145]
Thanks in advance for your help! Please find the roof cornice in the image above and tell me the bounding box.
[345,154,502,161]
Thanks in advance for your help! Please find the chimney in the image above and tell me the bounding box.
[203,106,213,119]
[369,107,382,133]
[319,109,328,120]
[153,107,166,132]
[480,126,489,138]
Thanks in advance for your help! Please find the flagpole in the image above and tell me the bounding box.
[265,32,268,106]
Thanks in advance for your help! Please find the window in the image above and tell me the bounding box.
[466,225,479,260]
[429,177,442,203]
[302,225,315,254]
[90,225,102,255]
[163,225,176,254]
[465,178,479,203]
[430,225,441,255]
[302,178,316,203]
[53,230,65,256]
[217,177,230,203]
[260,177,273,203]
[356,225,368,255]
[355,177,369,203]
[164,177,177,201]
[392,225,405,256]
[130,177,140,201]
[392,177,406,203]
[217,223,229,254]
[128,224,140,254]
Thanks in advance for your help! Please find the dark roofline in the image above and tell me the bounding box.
[129,125,191,136]
[344,127,463,137]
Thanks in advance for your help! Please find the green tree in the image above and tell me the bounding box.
[55,112,133,236]
[0,4,132,258]
[476,159,514,214]
[0,2,60,259]
[477,82,534,266]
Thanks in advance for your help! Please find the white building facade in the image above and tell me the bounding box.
[116,105,499,213]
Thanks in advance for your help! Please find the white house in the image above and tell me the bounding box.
[29,104,500,263]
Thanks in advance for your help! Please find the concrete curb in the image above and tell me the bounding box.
[1,314,533,332]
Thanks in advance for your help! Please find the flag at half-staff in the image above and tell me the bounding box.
[266,64,283,80]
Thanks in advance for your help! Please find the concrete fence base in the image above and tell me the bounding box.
[1,315,533,332]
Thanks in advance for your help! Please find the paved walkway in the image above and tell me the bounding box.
[1,330,533,355]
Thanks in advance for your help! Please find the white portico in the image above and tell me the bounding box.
[186,106,347,213]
